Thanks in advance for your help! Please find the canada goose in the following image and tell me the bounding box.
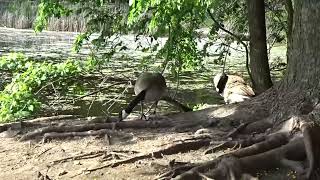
[119,72,167,121]
[213,72,255,104]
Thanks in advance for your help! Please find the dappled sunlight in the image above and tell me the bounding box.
[209,104,239,118]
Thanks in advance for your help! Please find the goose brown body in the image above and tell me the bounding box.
[213,73,255,104]
[119,72,167,120]
[134,72,167,102]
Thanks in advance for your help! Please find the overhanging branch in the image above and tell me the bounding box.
[207,9,253,85]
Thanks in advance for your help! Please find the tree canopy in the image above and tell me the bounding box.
[34,0,287,74]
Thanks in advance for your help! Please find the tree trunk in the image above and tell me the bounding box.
[172,1,320,179]
[284,0,320,91]
[247,0,273,94]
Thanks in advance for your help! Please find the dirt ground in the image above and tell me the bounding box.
[0,116,295,180]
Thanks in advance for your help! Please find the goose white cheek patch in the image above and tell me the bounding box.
[121,110,130,119]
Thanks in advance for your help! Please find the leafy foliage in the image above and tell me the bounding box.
[35,0,128,52]
[128,0,209,74]
[0,53,98,122]
[2,0,289,122]
[33,0,287,72]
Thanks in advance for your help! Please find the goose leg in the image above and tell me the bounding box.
[152,101,159,115]
[140,101,147,120]
[145,101,159,115]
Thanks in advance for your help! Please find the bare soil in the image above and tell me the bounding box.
[0,114,294,180]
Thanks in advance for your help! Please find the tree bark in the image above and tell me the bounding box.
[247,0,273,94]
[284,0,320,91]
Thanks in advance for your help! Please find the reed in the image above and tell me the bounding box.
[0,0,87,32]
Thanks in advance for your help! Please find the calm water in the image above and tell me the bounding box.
[0,27,285,118]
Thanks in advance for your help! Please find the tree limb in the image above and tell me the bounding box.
[207,9,253,85]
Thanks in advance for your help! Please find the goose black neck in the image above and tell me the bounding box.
[217,73,228,93]
[124,90,146,114]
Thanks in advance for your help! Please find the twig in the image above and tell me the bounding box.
[204,141,229,154]
[86,90,98,117]
[71,81,127,103]
[105,82,130,114]
[35,79,60,95]
[37,147,53,157]
[221,42,246,53]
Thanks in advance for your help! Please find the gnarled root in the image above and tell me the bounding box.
[300,122,320,179]
[175,137,305,180]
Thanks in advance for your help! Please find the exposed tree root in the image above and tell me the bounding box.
[204,135,266,154]
[231,132,290,158]
[174,137,305,180]
[0,115,77,133]
[226,122,249,138]
[300,122,320,179]
[42,129,112,143]
[52,150,108,164]
[86,137,211,172]
[167,113,320,180]
[19,119,173,141]
[157,164,196,180]
[52,149,140,165]
[37,171,52,180]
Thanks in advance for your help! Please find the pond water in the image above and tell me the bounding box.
[0,27,286,118]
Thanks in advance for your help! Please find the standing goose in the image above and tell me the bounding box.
[119,72,167,121]
[213,72,255,104]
